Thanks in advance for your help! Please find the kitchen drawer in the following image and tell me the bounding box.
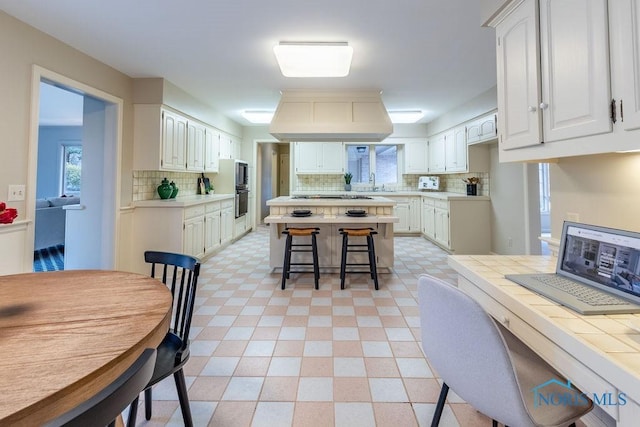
[205,201,221,213]
[221,199,234,210]
[434,200,449,210]
[185,205,205,220]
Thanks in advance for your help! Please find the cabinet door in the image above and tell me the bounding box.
[394,203,410,232]
[220,206,234,244]
[295,142,320,173]
[434,207,450,248]
[478,114,497,141]
[204,127,220,172]
[219,134,233,160]
[187,121,206,172]
[404,140,429,174]
[409,198,421,232]
[445,126,467,173]
[204,211,221,253]
[496,0,543,150]
[428,132,447,173]
[184,216,205,258]
[161,109,187,170]
[613,0,640,131]
[320,142,345,173]
[422,201,435,239]
[539,0,611,142]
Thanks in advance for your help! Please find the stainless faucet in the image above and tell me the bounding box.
[370,173,377,191]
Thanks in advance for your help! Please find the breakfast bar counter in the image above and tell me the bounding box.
[264,196,399,270]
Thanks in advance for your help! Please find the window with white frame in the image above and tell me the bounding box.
[62,144,82,196]
[346,145,398,186]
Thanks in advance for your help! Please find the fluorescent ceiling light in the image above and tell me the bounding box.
[242,110,274,124]
[273,42,353,77]
[388,110,425,123]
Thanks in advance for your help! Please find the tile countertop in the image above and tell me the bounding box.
[133,194,235,208]
[267,196,397,207]
[291,191,490,201]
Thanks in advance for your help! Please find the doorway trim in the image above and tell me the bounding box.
[27,65,123,269]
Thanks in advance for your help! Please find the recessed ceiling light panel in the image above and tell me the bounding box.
[273,42,353,77]
[388,110,425,123]
[242,110,274,124]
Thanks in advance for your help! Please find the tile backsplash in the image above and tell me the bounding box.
[295,172,490,195]
[133,171,215,201]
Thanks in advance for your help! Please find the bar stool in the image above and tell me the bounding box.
[281,227,320,290]
[339,227,379,290]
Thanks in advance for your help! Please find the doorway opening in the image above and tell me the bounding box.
[256,142,290,223]
[539,163,551,255]
[29,67,122,271]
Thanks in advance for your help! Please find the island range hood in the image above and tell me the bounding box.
[269,90,393,142]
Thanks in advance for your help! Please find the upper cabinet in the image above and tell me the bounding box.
[445,126,468,173]
[491,0,640,162]
[294,142,345,174]
[404,139,430,174]
[428,131,448,173]
[134,104,239,172]
[466,112,497,145]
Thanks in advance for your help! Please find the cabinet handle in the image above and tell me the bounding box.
[611,99,617,124]
[539,102,548,110]
[527,106,537,112]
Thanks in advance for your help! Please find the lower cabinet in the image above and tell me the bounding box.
[390,196,421,234]
[421,196,491,254]
[132,196,235,274]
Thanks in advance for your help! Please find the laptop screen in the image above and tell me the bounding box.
[558,222,640,300]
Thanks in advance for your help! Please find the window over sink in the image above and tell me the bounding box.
[346,144,398,186]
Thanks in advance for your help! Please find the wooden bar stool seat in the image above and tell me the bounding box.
[281,227,320,290]
[339,227,379,290]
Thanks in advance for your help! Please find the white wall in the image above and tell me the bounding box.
[549,153,640,237]
[426,86,497,136]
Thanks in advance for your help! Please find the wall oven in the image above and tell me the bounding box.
[236,189,249,218]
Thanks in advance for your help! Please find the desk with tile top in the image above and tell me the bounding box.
[448,255,640,427]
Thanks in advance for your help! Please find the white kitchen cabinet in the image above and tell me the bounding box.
[220,199,234,244]
[421,195,491,254]
[390,196,421,234]
[403,139,429,174]
[204,202,221,254]
[133,105,188,171]
[204,126,220,172]
[491,0,640,162]
[294,142,345,174]
[219,133,233,160]
[422,198,435,239]
[466,112,497,145]
[184,215,205,258]
[445,125,468,173]
[394,202,410,233]
[187,120,206,172]
[428,132,447,173]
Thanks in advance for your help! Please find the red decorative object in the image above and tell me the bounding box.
[0,201,18,224]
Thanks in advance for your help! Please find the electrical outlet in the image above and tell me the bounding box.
[8,185,25,201]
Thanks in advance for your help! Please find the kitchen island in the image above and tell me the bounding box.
[264,195,399,270]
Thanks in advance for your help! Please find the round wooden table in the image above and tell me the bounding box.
[0,270,172,426]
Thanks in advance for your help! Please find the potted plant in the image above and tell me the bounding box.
[344,172,353,191]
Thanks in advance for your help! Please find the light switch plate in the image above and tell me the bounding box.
[8,185,25,201]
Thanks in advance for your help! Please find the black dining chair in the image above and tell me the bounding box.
[46,348,157,427]
[127,251,201,427]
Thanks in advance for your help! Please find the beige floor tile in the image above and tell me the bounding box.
[333,377,372,402]
[234,356,271,376]
[292,402,334,426]
[208,401,256,427]
[274,340,305,356]
[260,377,299,401]
[364,357,401,377]
[449,403,494,426]
[300,357,333,377]
[373,402,419,427]
[189,376,230,401]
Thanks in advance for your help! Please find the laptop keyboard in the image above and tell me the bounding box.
[533,275,629,306]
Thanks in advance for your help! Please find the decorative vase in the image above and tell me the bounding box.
[345,184,352,191]
[157,177,172,199]
[169,181,179,198]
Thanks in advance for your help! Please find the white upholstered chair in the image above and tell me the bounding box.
[417,274,593,427]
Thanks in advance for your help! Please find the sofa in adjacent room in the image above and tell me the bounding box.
[34,197,80,250]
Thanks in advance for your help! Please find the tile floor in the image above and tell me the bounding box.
[125,226,494,426]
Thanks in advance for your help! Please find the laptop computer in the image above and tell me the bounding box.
[505,221,640,315]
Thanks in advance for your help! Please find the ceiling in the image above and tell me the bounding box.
[0,0,497,127]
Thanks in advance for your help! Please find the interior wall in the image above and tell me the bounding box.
[426,85,497,136]
[549,153,640,237]
[36,125,82,199]
[260,143,277,221]
[0,10,134,212]
[489,143,540,255]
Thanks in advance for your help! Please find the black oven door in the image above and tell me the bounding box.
[236,189,249,218]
